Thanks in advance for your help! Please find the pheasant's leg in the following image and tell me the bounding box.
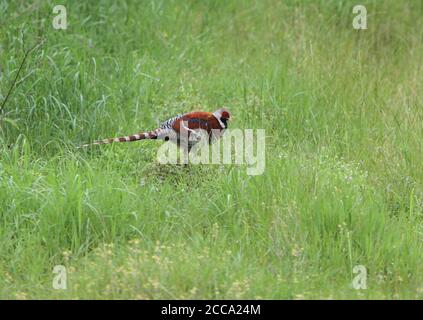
[181,123,202,142]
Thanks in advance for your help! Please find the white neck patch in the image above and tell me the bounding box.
[213,111,226,129]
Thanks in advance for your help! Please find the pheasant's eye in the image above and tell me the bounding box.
[221,111,230,119]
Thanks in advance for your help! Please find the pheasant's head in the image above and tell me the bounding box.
[213,108,231,129]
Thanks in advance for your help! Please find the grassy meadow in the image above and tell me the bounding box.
[1,0,423,299]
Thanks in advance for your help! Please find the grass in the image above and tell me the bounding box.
[0,0,423,299]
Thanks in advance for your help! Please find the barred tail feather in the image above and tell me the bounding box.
[79,131,158,148]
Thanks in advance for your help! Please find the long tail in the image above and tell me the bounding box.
[79,131,159,148]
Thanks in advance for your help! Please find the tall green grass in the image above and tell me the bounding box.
[0,0,423,299]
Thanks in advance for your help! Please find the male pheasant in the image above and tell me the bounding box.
[81,108,231,152]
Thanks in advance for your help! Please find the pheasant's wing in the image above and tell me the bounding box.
[160,114,183,129]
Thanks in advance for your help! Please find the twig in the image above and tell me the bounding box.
[0,38,45,114]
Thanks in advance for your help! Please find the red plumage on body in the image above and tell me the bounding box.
[81,108,231,152]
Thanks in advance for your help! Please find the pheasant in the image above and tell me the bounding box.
[80,108,231,151]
